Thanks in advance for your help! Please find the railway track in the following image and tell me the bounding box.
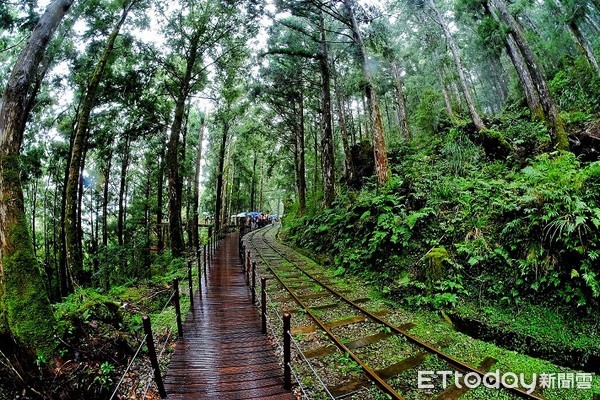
[244,224,546,400]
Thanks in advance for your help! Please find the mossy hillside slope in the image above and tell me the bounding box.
[284,132,600,315]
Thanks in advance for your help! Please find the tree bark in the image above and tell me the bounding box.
[156,140,165,251]
[101,148,112,248]
[298,86,307,212]
[250,151,257,211]
[567,19,600,75]
[117,135,130,247]
[332,60,354,183]
[344,0,389,184]
[439,70,455,119]
[215,118,229,234]
[490,0,569,150]
[0,0,73,354]
[429,0,486,131]
[191,116,205,252]
[167,31,201,258]
[318,12,335,208]
[391,62,410,139]
[65,1,135,286]
[31,179,38,257]
[506,32,543,119]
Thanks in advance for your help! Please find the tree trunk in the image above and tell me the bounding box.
[215,117,229,234]
[489,54,508,111]
[250,151,257,211]
[391,62,410,139]
[156,140,165,251]
[191,116,205,252]
[484,0,543,119]
[142,156,152,277]
[101,149,112,248]
[319,12,335,208]
[0,0,73,355]
[31,179,38,257]
[76,157,85,268]
[439,70,455,119]
[505,32,543,119]
[429,0,486,131]
[65,1,135,286]
[89,181,98,277]
[52,168,60,300]
[167,31,201,258]
[298,86,307,212]
[344,0,389,184]
[490,0,569,150]
[332,60,354,183]
[568,20,600,75]
[347,100,356,146]
[117,135,130,247]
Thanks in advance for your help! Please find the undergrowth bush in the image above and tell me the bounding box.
[284,128,600,315]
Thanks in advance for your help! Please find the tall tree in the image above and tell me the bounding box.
[161,0,253,255]
[0,0,74,355]
[342,0,390,184]
[551,0,600,75]
[190,114,205,252]
[318,11,335,207]
[64,0,137,287]
[489,0,570,150]
[427,0,487,131]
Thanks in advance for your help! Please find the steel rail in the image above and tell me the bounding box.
[247,227,406,400]
[249,224,545,400]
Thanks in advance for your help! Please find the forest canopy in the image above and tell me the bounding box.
[0,0,599,397]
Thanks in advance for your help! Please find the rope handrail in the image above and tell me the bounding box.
[262,286,335,399]
[108,334,148,400]
[142,324,175,397]
[109,279,180,399]
[288,331,336,399]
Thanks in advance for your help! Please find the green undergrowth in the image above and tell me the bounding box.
[281,116,600,397]
[31,252,197,398]
[283,123,600,315]
[277,238,600,399]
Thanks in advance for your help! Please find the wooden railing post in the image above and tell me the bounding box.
[251,261,256,305]
[142,316,167,398]
[187,259,194,311]
[245,251,251,286]
[241,244,246,272]
[203,243,207,268]
[238,229,241,257]
[261,278,267,334]
[196,249,202,300]
[173,279,183,338]
[283,313,292,390]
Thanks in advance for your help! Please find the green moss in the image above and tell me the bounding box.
[477,128,514,158]
[0,279,5,334]
[0,155,55,357]
[4,222,55,356]
[424,247,449,284]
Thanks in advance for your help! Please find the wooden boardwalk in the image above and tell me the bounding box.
[163,233,294,400]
